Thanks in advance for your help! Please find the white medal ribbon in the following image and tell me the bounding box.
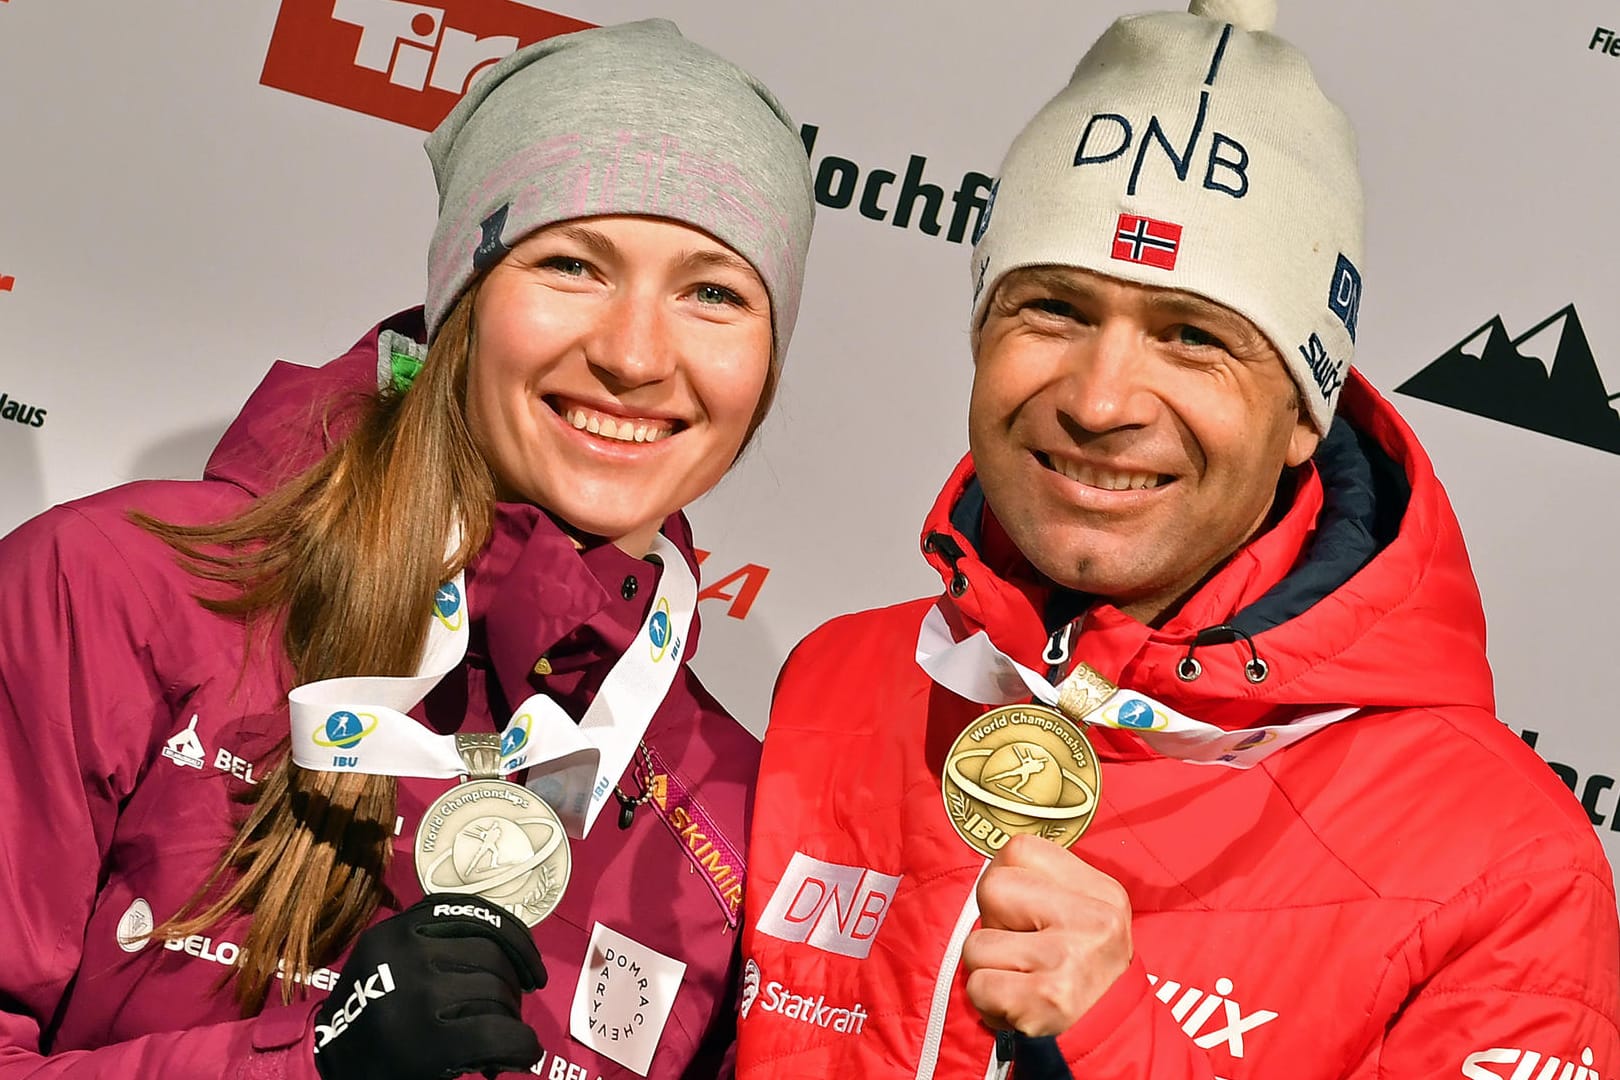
[289,533,695,837]
[915,605,1356,768]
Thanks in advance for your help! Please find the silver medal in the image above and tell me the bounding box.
[413,734,571,926]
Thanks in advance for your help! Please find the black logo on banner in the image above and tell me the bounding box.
[1397,305,1619,455]
[0,391,46,429]
[799,124,994,246]
[1521,729,1619,834]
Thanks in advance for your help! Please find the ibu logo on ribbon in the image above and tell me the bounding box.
[434,582,465,632]
[1105,698,1168,731]
[312,710,377,750]
[311,710,379,767]
[648,598,673,662]
[501,713,532,769]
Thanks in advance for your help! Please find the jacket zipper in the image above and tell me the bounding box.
[915,863,988,1080]
[1044,616,1081,683]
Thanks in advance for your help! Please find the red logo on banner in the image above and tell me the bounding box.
[0,275,14,293]
[1111,213,1183,271]
[260,0,594,132]
[694,550,771,621]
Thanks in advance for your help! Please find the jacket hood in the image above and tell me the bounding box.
[204,310,419,497]
[919,371,1494,724]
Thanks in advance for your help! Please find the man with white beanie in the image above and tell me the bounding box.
[739,0,1620,1076]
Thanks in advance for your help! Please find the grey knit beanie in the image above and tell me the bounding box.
[970,0,1363,433]
[423,19,815,356]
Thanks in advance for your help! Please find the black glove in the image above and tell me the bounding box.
[313,893,547,1080]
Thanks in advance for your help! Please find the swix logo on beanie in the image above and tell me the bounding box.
[259,0,593,132]
[313,962,398,1052]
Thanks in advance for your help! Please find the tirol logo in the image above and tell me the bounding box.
[648,598,673,663]
[260,0,594,132]
[313,710,378,751]
[434,581,464,632]
[0,274,15,293]
[1399,304,1620,454]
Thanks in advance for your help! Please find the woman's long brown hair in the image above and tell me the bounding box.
[139,280,783,1013]
[139,291,494,1011]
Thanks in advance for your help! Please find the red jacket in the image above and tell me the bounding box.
[0,311,757,1079]
[739,374,1620,1079]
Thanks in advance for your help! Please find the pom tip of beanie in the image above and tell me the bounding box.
[1187,0,1278,33]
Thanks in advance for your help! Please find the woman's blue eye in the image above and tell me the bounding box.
[542,256,586,276]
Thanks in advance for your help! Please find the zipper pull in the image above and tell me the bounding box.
[1043,620,1075,667]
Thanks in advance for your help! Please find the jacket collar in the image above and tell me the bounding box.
[471,501,703,717]
[917,370,1493,724]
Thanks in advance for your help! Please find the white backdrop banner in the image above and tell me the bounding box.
[2,2,1617,899]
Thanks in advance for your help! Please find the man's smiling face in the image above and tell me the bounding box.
[968,265,1320,624]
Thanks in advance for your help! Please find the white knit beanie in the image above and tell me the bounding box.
[969,0,1363,433]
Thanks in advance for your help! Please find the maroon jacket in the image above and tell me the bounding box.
[0,310,758,1078]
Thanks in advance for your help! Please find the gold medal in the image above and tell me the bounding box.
[941,703,1101,858]
[413,734,571,927]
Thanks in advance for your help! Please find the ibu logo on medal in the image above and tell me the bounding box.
[942,704,1100,857]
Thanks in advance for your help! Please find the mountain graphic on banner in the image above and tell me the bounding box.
[1397,305,1620,455]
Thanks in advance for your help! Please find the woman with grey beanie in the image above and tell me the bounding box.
[0,19,813,1080]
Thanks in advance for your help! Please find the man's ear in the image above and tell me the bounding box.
[1285,414,1322,468]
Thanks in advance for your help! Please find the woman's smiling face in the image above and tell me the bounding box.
[466,215,774,555]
